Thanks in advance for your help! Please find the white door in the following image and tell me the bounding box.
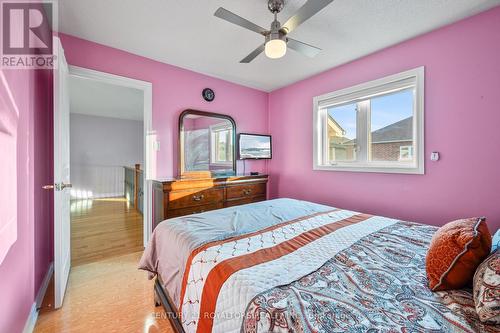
[53,37,71,309]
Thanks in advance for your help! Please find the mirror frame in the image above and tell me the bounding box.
[178,109,237,178]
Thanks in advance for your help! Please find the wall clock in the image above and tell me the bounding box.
[202,88,215,102]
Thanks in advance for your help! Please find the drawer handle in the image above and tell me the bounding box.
[192,194,205,201]
[243,189,252,195]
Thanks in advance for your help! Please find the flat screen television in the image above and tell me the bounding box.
[238,133,272,160]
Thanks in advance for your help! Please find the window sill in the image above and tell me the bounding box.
[210,162,233,167]
[313,164,424,175]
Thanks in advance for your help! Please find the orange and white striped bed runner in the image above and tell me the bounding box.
[179,209,399,333]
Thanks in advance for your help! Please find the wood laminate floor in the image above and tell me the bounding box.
[34,252,174,333]
[71,197,144,266]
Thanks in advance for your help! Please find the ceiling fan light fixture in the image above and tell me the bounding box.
[265,38,286,59]
[215,0,332,63]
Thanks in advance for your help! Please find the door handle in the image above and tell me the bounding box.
[60,183,72,190]
[42,183,72,191]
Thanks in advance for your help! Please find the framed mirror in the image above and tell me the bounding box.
[179,109,236,178]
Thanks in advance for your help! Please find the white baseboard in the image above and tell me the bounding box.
[23,262,54,333]
[22,303,38,333]
[36,262,54,308]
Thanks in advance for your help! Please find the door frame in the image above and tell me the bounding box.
[67,66,154,246]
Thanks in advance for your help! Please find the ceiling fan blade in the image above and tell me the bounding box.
[214,7,267,35]
[287,38,321,58]
[281,0,334,34]
[240,44,265,63]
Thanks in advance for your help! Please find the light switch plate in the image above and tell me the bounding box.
[430,152,439,161]
[153,141,160,151]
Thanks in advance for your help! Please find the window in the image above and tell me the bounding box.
[210,125,233,164]
[313,67,424,174]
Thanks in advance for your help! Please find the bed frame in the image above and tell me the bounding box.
[154,278,185,333]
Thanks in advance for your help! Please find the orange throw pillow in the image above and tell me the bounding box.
[426,217,492,291]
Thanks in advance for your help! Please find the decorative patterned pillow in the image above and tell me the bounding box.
[473,251,500,324]
[426,217,492,291]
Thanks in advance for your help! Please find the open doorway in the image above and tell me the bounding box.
[36,44,155,316]
[67,67,153,266]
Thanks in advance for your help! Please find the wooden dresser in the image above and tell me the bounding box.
[152,174,268,228]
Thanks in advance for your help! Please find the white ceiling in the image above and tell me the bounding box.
[59,0,500,92]
[69,76,144,121]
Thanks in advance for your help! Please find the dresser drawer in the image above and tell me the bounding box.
[153,175,268,221]
[167,203,223,219]
[168,188,224,209]
[226,183,266,200]
[225,195,266,208]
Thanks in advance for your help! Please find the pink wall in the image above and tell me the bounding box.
[59,34,270,178]
[0,67,53,332]
[268,6,500,231]
[0,3,53,330]
[33,68,54,297]
[0,69,34,333]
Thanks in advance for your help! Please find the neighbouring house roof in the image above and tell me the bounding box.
[339,116,413,145]
[372,116,413,143]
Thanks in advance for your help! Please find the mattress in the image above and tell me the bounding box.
[139,198,497,333]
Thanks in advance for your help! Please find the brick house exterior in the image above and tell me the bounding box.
[372,141,413,161]
[328,116,413,162]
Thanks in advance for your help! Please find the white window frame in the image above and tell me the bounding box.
[313,67,425,174]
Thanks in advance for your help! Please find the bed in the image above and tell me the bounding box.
[139,198,497,333]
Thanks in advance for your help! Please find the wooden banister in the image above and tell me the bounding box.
[134,164,140,209]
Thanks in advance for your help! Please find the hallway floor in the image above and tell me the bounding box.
[71,197,144,266]
[34,252,174,333]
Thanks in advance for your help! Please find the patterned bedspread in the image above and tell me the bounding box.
[242,221,498,333]
[175,206,498,333]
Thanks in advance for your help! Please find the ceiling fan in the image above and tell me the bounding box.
[214,0,333,63]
